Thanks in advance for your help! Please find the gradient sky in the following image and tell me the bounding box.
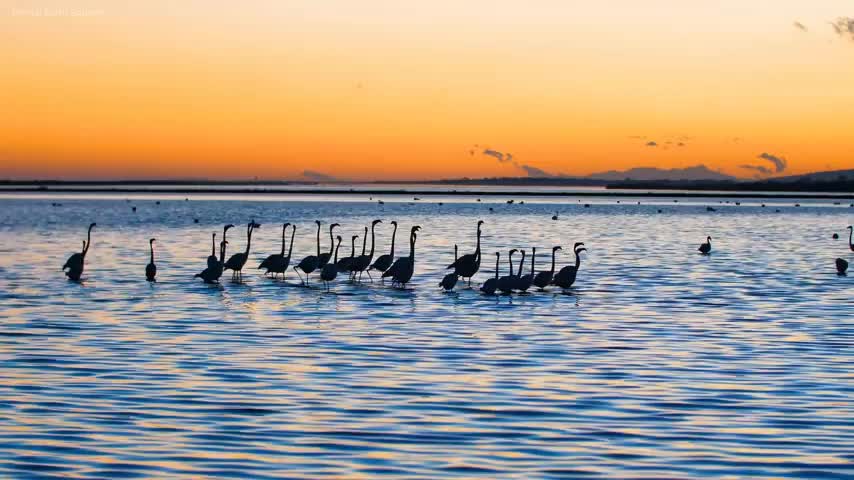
[2,0,853,180]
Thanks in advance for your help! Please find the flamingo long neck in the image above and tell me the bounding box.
[350,237,357,257]
[530,248,536,275]
[315,223,321,257]
[550,249,557,274]
[211,234,217,257]
[83,225,93,256]
[848,228,852,250]
[150,242,154,264]
[287,226,296,258]
[328,227,335,255]
[333,239,341,263]
[368,223,377,258]
[454,245,458,263]
[245,225,254,255]
[409,232,416,260]
[494,255,500,279]
[220,241,227,262]
[361,228,368,256]
[508,252,514,275]
[474,230,482,262]
[389,224,397,256]
[574,250,582,268]
[517,251,525,276]
[280,225,287,255]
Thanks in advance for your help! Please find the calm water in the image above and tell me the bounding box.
[0,195,851,479]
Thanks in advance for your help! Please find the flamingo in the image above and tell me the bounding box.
[480,252,500,295]
[62,223,95,281]
[516,247,535,292]
[836,258,848,275]
[382,226,421,288]
[447,220,484,286]
[225,221,261,281]
[533,246,563,290]
[196,224,234,283]
[496,249,518,295]
[337,234,360,274]
[848,226,853,252]
[258,223,290,278]
[352,219,382,282]
[552,245,587,290]
[295,221,322,285]
[320,235,343,291]
[145,238,157,282]
[317,223,340,268]
[439,245,459,291]
[206,233,218,269]
[369,221,398,280]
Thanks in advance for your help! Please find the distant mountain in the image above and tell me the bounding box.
[764,169,854,183]
[587,165,736,182]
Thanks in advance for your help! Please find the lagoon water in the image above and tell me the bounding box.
[0,193,851,479]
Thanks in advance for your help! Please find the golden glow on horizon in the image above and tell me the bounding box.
[1,0,853,180]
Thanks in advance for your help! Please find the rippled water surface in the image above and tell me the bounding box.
[0,194,852,479]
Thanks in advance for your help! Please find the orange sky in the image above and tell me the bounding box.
[2,1,853,180]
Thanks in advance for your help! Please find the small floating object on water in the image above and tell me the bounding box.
[658,209,663,213]
[795,203,800,207]
[378,200,384,205]
[834,202,841,205]
[836,258,848,275]
[584,204,590,208]
[674,200,678,203]
[507,199,514,204]
[132,206,137,212]
[414,197,420,201]
[185,198,189,201]
[706,207,716,212]
[156,201,161,205]
[832,233,839,239]
[761,204,766,207]
[489,207,494,212]
[617,200,621,203]
[519,200,525,205]
[194,218,200,224]
[552,212,559,221]
[438,202,444,206]
[477,198,481,202]
[775,209,781,212]
[735,202,741,206]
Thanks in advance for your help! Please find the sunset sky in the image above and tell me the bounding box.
[2,1,853,181]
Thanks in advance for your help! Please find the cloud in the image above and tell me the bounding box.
[740,164,772,175]
[302,169,337,182]
[677,142,686,147]
[793,21,808,32]
[646,141,658,147]
[480,147,552,177]
[757,152,788,173]
[830,17,854,40]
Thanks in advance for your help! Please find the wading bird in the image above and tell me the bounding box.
[369,221,397,280]
[295,221,322,285]
[480,252,500,295]
[552,245,587,290]
[63,223,96,281]
[258,223,290,278]
[516,247,535,292]
[848,226,853,252]
[447,220,484,286]
[352,219,382,282]
[497,249,518,295]
[337,234,359,274]
[206,233,218,269]
[317,223,340,269]
[698,236,712,254]
[533,246,562,290]
[225,221,260,281]
[320,235,343,291]
[145,238,157,282]
[439,245,459,291]
[196,224,233,283]
[383,226,421,288]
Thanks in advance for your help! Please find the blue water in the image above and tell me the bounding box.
[0,194,852,479]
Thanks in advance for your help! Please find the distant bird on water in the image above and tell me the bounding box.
[833,233,839,240]
[480,252,500,295]
[698,236,712,254]
[439,245,459,291]
[836,258,848,275]
[145,238,157,282]
[63,222,96,281]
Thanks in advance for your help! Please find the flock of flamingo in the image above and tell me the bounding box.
[61,221,853,291]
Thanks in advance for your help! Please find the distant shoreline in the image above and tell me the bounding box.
[1,185,852,200]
